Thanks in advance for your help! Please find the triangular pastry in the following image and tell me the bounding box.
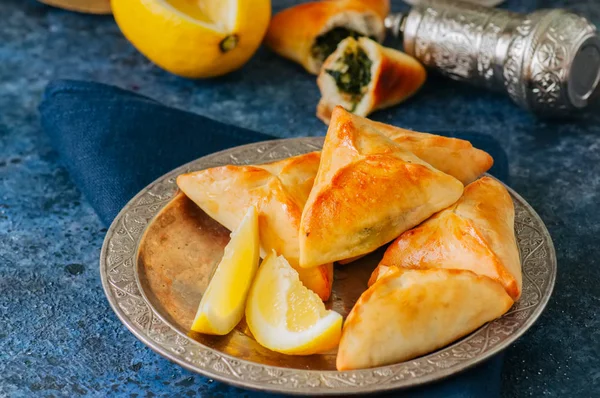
[177,152,333,301]
[370,176,522,300]
[369,119,493,185]
[336,268,514,370]
[328,111,492,192]
[265,0,388,74]
[299,106,465,268]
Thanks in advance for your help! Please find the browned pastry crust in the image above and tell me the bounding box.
[265,0,388,74]
[299,106,464,268]
[371,177,522,300]
[369,119,493,185]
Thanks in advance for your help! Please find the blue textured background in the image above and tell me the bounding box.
[1,0,599,396]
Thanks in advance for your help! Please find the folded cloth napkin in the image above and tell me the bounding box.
[39,79,508,397]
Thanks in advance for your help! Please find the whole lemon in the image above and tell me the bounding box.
[111,0,271,78]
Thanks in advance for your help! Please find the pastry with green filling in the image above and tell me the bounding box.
[317,37,427,124]
[265,0,388,74]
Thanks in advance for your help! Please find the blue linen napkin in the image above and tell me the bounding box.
[39,79,508,397]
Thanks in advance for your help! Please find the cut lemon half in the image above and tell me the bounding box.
[246,252,342,355]
[191,206,260,335]
[111,0,271,78]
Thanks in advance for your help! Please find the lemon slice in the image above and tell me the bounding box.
[111,0,271,78]
[191,206,260,335]
[246,252,342,355]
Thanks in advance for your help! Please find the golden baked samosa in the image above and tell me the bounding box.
[317,37,426,123]
[369,119,493,185]
[329,112,493,188]
[265,0,388,74]
[371,177,522,299]
[337,268,514,370]
[177,152,333,301]
[299,106,464,268]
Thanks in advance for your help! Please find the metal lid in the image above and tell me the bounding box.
[568,35,600,108]
[521,10,600,114]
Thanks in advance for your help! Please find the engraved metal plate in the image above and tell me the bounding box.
[100,138,556,395]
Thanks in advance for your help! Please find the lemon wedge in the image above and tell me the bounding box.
[111,0,271,78]
[191,206,260,335]
[246,252,342,355]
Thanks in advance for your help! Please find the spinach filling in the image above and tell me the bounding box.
[324,45,372,111]
[311,27,371,63]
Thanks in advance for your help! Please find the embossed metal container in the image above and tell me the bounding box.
[386,0,600,115]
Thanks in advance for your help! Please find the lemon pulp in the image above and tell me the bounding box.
[165,0,235,31]
[246,252,342,355]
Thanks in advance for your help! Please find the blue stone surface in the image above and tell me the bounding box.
[1,0,599,396]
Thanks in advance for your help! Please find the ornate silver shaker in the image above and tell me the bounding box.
[385,0,600,116]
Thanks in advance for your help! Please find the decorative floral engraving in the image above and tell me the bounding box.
[100,138,556,394]
[411,4,517,90]
[531,72,561,107]
[427,342,482,369]
[537,41,566,70]
[478,20,502,87]
[415,5,489,81]
[525,11,597,112]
